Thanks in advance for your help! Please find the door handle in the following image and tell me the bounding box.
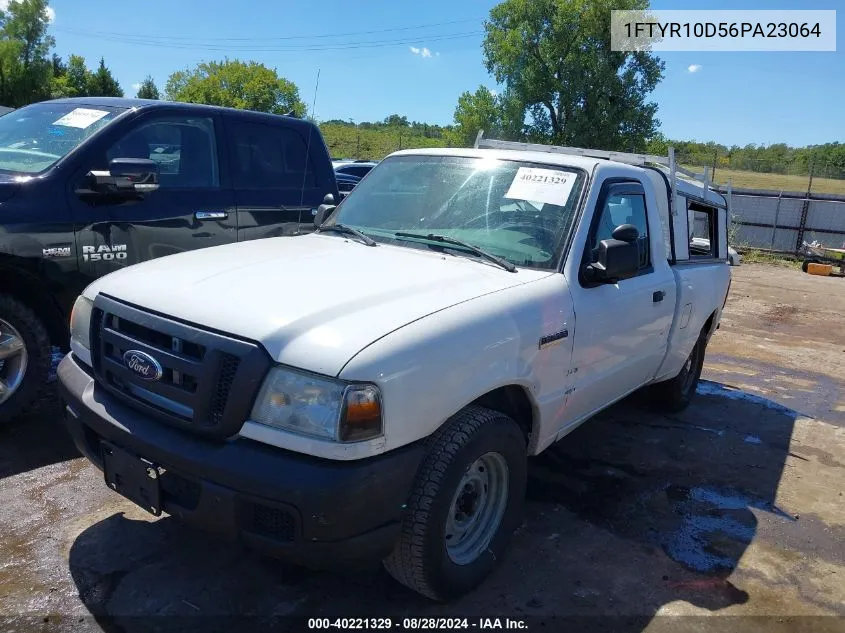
[194,210,228,220]
[653,290,666,303]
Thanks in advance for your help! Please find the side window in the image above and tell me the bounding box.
[106,116,219,189]
[688,202,718,258]
[591,188,650,271]
[228,121,317,189]
[346,166,371,178]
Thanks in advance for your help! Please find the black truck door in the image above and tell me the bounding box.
[225,119,327,241]
[68,112,236,281]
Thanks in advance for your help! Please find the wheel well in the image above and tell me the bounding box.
[0,267,68,349]
[472,385,534,444]
[702,310,717,339]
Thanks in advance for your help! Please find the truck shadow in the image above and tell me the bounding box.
[66,380,808,630]
[0,385,80,480]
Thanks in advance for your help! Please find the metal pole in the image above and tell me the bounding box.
[711,150,718,182]
[807,158,815,196]
[770,189,783,250]
[795,160,813,253]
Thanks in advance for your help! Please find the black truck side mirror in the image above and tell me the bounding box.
[314,193,336,227]
[86,158,160,196]
[584,224,640,283]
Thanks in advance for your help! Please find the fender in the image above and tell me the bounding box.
[339,273,576,457]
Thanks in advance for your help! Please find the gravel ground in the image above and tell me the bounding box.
[1,263,844,633]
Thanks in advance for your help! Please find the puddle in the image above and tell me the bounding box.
[696,380,797,415]
[47,346,64,383]
[652,485,792,574]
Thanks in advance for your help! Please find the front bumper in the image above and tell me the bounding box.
[58,353,425,569]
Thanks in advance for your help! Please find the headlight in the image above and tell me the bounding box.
[250,366,383,442]
[70,295,94,350]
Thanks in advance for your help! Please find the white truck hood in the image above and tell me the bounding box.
[85,234,551,376]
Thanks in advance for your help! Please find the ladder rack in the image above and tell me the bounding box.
[473,130,730,217]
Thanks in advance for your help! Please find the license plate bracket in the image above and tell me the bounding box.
[101,441,162,516]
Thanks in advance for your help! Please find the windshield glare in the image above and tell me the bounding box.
[0,103,125,174]
[332,155,585,270]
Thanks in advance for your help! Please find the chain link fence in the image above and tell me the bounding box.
[675,152,845,196]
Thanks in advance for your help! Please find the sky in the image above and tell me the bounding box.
[43,0,843,148]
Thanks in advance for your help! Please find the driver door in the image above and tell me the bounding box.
[67,112,237,282]
[563,179,676,427]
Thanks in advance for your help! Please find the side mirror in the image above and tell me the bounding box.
[584,238,639,283]
[87,158,160,195]
[611,223,639,243]
[314,193,337,228]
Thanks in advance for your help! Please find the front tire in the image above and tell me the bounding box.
[0,294,51,426]
[649,332,707,413]
[383,405,526,601]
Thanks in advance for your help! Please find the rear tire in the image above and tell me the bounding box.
[0,294,51,426]
[649,331,707,413]
[383,405,526,601]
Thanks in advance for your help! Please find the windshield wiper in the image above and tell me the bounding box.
[394,232,516,273]
[318,223,377,247]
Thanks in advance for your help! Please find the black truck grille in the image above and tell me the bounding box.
[91,294,270,438]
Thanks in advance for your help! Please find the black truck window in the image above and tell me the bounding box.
[228,121,317,189]
[106,117,219,189]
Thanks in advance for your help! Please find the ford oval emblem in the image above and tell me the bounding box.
[122,350,163,381]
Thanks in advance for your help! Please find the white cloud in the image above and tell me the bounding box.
[132,83,142,91]
[687,64,702,73]
[489,88,498,97]
[409,46,435,58]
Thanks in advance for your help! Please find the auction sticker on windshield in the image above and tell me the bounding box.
[52,108,110,129]
[505,167,576,207]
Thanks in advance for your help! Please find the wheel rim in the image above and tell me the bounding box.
[0,318,28,406]
[445,451,509,566]
[680,341,701,395]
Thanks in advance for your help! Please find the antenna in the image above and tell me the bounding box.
[298,68,321,219]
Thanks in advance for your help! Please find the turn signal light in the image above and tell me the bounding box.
[340,385,382,442]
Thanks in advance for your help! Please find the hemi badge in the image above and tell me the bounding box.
[539,329,568,349]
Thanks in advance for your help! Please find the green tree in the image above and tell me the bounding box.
[86,57,123,97]
[136,75,160,99]
[449,85,503,147]
[0,0,55,106]
[165,59,305,115]
[481,0,664,151]
[383,114,409,127]
[65,54,90,96]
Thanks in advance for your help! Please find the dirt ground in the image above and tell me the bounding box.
[1,263,844,633]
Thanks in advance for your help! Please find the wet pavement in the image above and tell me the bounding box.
[1,263,844,632]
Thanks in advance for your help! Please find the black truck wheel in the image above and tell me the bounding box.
[0,294,51,426]
[383,405,526,601]
[649,331,707,413]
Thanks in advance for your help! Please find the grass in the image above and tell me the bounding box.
[319,124,449,161]
[737,248,803,270]
[705,167,845,196]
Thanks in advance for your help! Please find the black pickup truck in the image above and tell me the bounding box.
[0,97,339,424]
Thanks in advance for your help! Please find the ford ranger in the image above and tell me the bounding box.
[58,137,732,600]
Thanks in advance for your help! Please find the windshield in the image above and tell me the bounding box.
[331,155,585,270]
[0,102,126,174]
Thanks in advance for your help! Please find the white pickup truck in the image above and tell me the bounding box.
[58,137,732,601]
